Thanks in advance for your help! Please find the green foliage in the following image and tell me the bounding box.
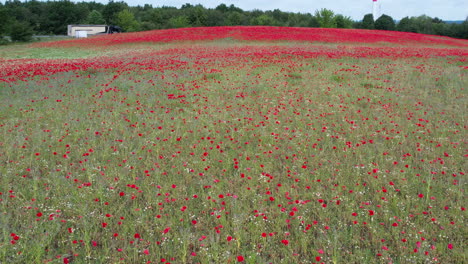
[215,3,229,13]
[42,0,88,34]
[394,15,468,38]
[139,21,157,31]
[449,17,468,39]
[361,14,375,29]
[9,20,34,42]
[307,15,320,27]
[413,15,437,34]
[0,37,10,45]
[4,0,33,22]
[102,0,128,25]
[334,14,353,28]
[251,14,276,26]
[226,11,244,26]
[0,1,466,39]
[204,9,225,26]
[397,17,416,32]
[185,5,208,27]
[315,8,336,28]
[0,5,12,37]
[272,9,288,24]
[226,4,243,13]
[115,9,140,32]
[395,15,465,37]
[168,16,190,28]
[144,8,165,29]
[287,13,314,27]
[375,14,395,31]
[86,10,106,24]
[461,17,468,38]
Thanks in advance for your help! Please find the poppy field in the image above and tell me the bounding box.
[0,26,467,263]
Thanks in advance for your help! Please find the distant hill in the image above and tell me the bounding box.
[444,20,464,24]
[394,20,464,24]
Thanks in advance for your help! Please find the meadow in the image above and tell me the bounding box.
[0,26,466,264]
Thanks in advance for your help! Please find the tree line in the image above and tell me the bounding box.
[1,0,467,43]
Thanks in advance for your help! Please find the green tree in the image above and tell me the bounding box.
[397,16,417,32]
[82,1,105,14]
[180,3,193,9]
[272,9,288,25]
[23,0,44,33]
[452,17,468,39]
[227,4,243,13]
[251,14,275,26]
[1,0,465,39]
[185,5,208,27]
[86,10,106,24]
[140,21,157,31]
[41,0,87,34]
[286,13,302,27]
[9,20,34,42]
[4,0,31,22]
[102,1,128,25]
[156,6,182,29]
[375,14,395,30]
[315,8,336,28]
[205,9,225,26]
[115,9,140,32]
[432,17,443,24]
[226,11,244,26]
[288,13,319,28]
[144,8,165,29]
[413,15,434,34]
[334,14,353,28]
[432,22,448,36]
[0,4,10,35]
[462,17,468,39]
[308,15,320,27]
[168,16,190,28]
[248,9,264,23]
[361,13,375,29]
[0,4,11,43]
[215,4,228,13]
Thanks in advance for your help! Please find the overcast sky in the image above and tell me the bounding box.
[116,0,466,20]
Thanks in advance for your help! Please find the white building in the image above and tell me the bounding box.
[67,25,108,38]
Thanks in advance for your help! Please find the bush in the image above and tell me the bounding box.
[0,36,10,45]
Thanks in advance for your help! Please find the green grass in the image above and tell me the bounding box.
[0,41,100,59]
[0,40,466,263]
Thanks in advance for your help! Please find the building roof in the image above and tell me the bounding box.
[68,24,107,27]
